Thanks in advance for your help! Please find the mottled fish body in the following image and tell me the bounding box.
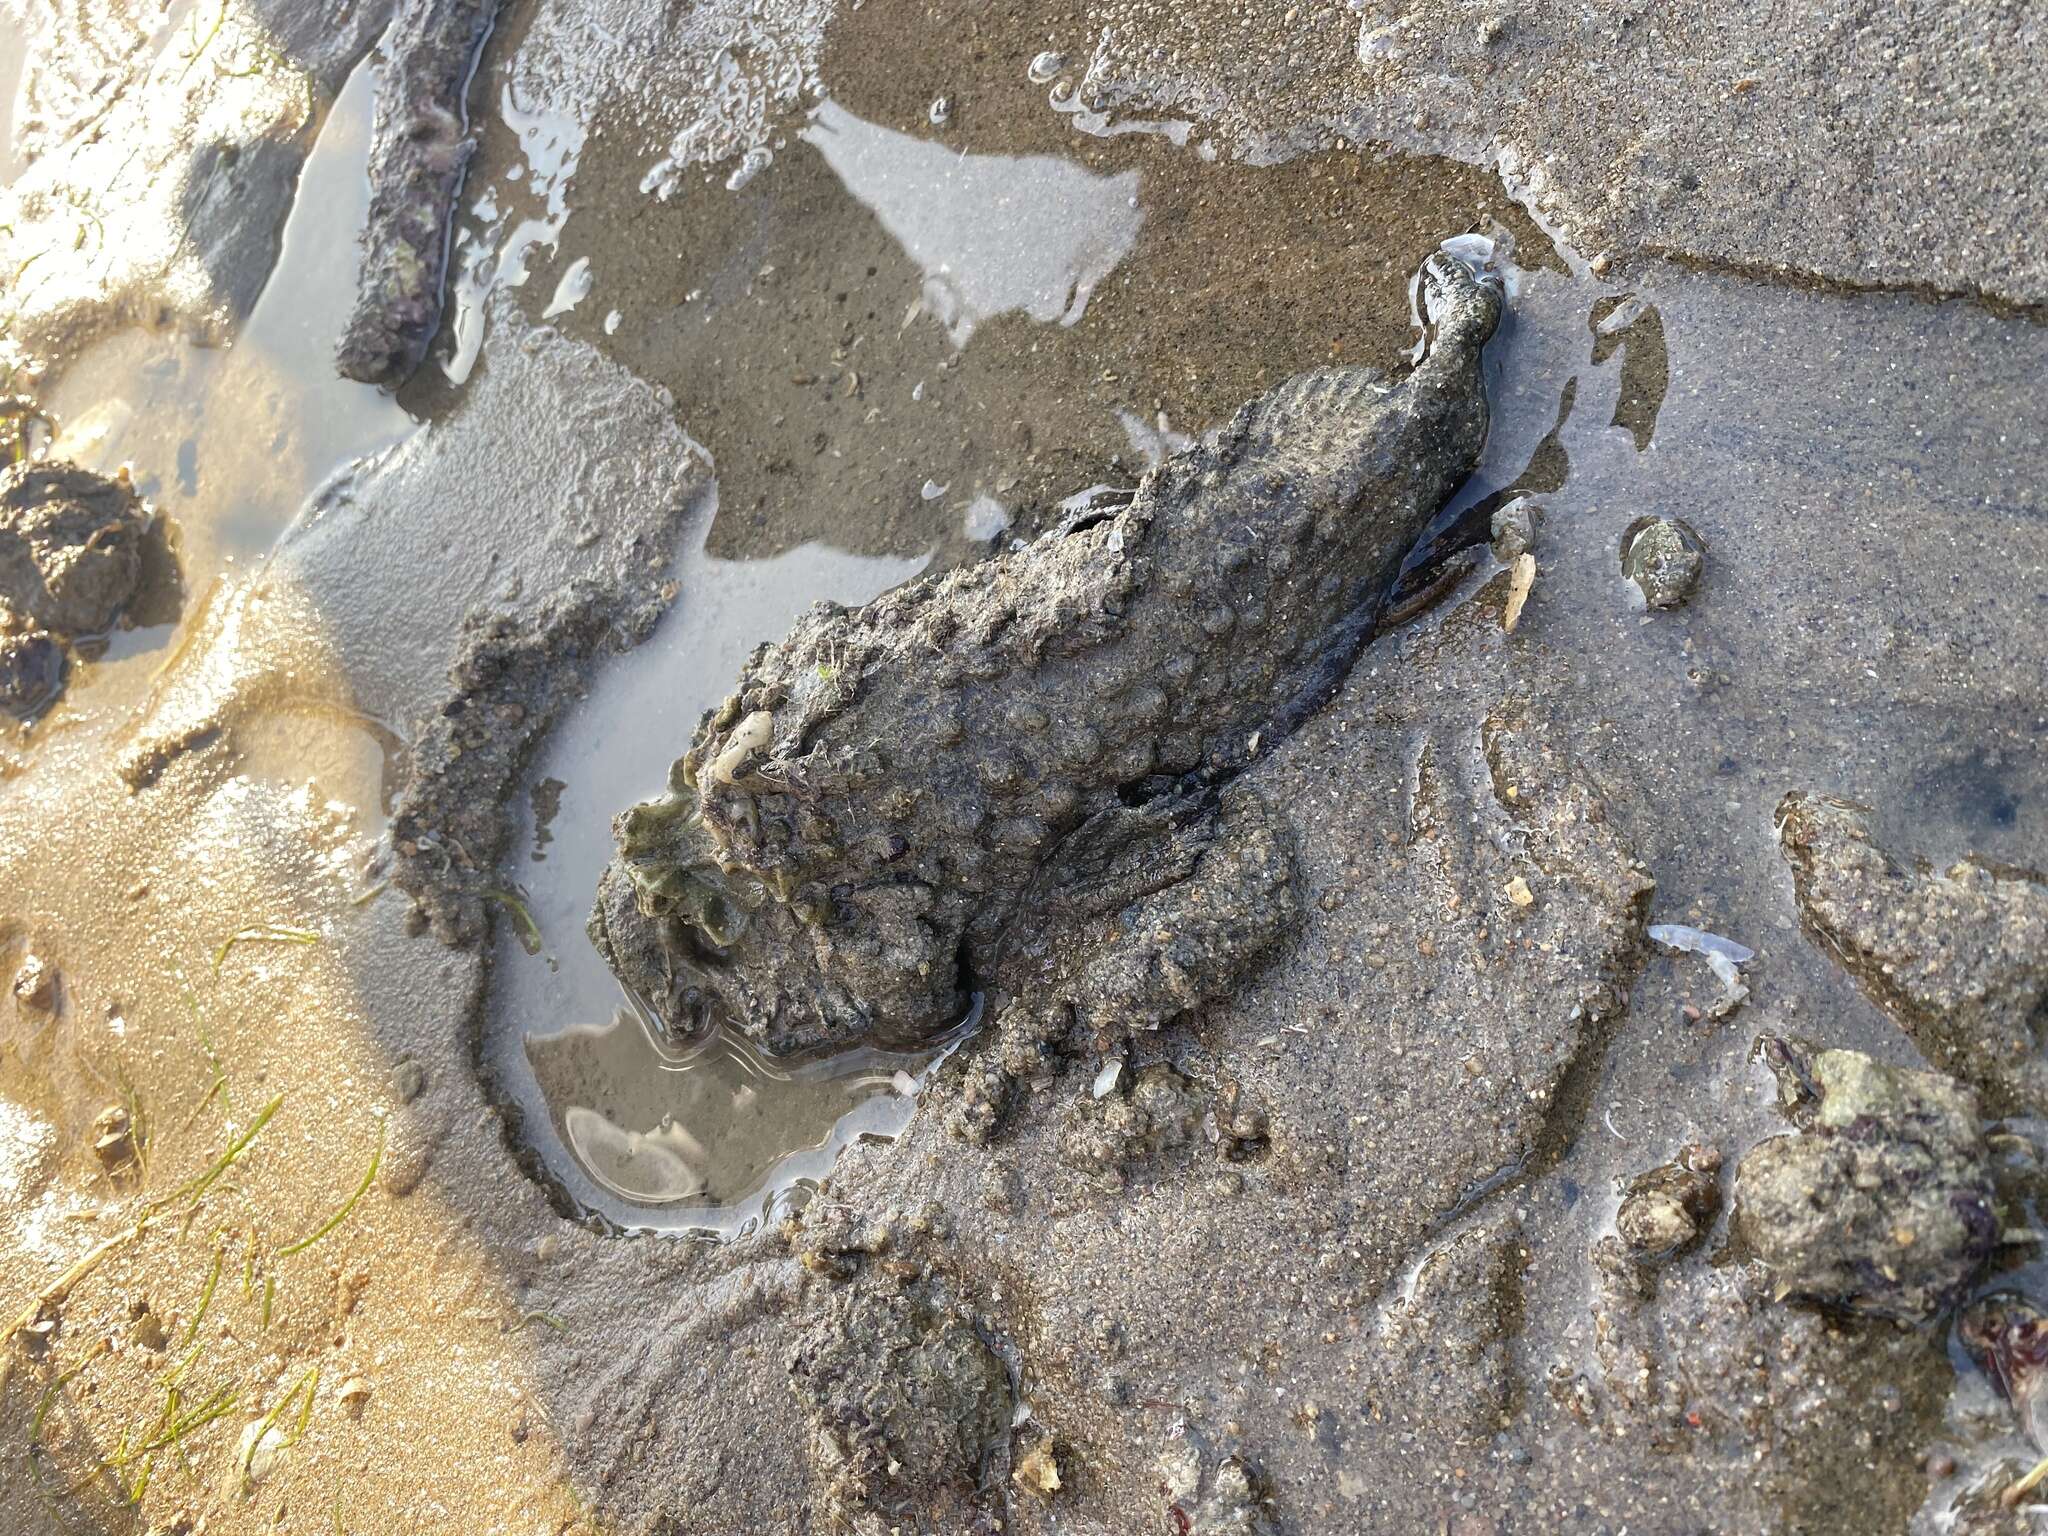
[592,252,1503,1054]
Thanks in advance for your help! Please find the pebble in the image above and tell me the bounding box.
[12,953,55,1011]
[1620,516,1706,609]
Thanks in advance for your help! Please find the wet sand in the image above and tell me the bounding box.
[0,0,2043,1531]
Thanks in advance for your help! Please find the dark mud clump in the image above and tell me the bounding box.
[789,1258,1013,1534]
[336,0,503,387]
[0,459,178,717]
[1733,1037,1997,1324]
[1777,790,2048,1115]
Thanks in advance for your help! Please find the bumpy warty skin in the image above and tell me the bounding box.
[591,252,1504,1055]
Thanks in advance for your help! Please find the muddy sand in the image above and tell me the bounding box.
[0,0,2044,1532]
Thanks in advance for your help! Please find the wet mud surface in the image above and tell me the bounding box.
[0,0,2044,1532]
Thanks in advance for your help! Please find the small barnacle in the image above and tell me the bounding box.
[1051,726,1102,769]
[1037,781,1079,820]
[1004,700,1049,733]
[976,751,1027,792]
[1107,739,1155,779]
[710,710,776,785]
[990,816,1052,852]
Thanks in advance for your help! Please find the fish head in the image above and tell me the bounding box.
[590,790,963,1055]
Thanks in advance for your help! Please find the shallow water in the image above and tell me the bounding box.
[13,51,417,785]
[482,495,931,1234]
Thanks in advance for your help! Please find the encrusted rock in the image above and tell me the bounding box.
[1058,1060,1207,1176]
[1619,514,1704,609]
[335,0,503,387]
[789,1279,1011,1532]
[1959,1292,2048,1451]
[1777,790,2048,1115]
[1614,1142,1722,1262]
[1160,1438,1278,1536]
[1732,1039,1996,1323]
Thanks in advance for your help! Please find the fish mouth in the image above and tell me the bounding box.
[589,857,732,1041]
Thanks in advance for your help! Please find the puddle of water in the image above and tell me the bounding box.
[483,489,931,1234]
[442,81,586,384]
[17,48,418,773]
[44,51,415,565]
[799,97,1143,344]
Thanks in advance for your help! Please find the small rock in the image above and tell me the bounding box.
[337,1376,372,1418]
[1619,515,1705,609]
[91,1104,135,1171]
[928,95,952,127]
[1013,1438,1061,1496]
[1614,1143,1721,1262]
[12,953,55,1011]
[1504,875,1535,908]
[1733,1039,1996,1322]
[1027,50,1068,84]
[129,1301,168,1352]
[390,1057,426,1104]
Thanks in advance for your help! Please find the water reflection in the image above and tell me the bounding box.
[800,98,1142,344]
[43,52,416,570]
[484,490,932,1234]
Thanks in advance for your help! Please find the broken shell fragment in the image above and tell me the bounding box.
[338,1376,373,1418]
[1014,1439,1062,1496]
[11,953,55,1011]
[708,710,776,784]
[1502,552,1536,632]
[1490,496,1540,562]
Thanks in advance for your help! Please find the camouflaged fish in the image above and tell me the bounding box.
[591,250,1503,1058]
